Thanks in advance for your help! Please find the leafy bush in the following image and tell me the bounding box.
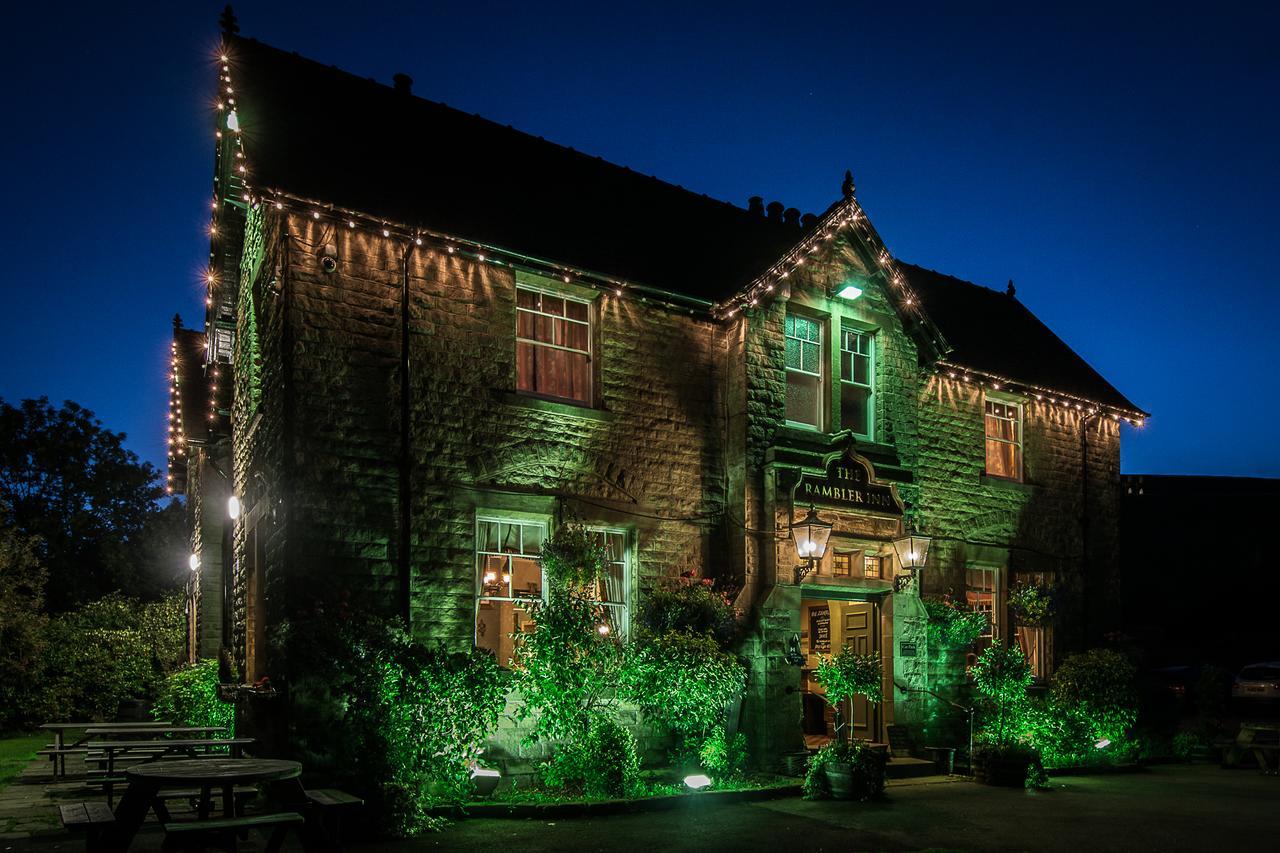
[39,593,186,721]
[155,659,234,731]
[1045,649,1137,762]
[802,739,886,800]
[922,595,988,649]
[0,521,48,728]
[698,726,747,782]
[275,617,508,836]
[1172,730,1208,762]
[814,647,882,707]
[635,576,737,649]
[970,645,1033,749]
[619,630,745,740]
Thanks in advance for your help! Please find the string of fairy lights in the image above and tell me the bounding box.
[174,42,1144,493]
[166,340,185,493]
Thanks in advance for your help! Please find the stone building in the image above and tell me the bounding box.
[171,30,1146,765]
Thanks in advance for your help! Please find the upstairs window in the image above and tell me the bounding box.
[516,287,591,405]
[984,398,1022,480]
[785,313,823,429]
[840,329,874,438]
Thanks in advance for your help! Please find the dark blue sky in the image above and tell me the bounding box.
[2,2,1277,476]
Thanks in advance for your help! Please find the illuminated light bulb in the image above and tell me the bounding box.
[312,211,320,219]
[796,259,804,266]
[275,201,283,210]
[562,275,570,283]
[189,553,199,571]
[220,54,228,62]
[237,165,245,173]
[225,110,239,131]
[501,573,510,584]
[750,298,758,306]
[382,228,390,237]
[415,237,422,246]
[215,131,222,138]
[597,624,610,636]
[993,383,1001,390]
[765,284,774,292]
[1035,394,1043,400]
[226,86,233,94]
[210,226,218,235]
[477,253,486,262]
[446,246,455,253]
[615,288,622,296]
[483,571,497,584]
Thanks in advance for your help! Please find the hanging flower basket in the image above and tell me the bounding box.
[1008,581,1055,627]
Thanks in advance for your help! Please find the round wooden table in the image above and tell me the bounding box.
[105,759,306,853]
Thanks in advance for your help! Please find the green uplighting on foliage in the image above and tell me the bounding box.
[836,284,864,301]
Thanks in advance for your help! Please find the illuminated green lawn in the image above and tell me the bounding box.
[0,731,46,792]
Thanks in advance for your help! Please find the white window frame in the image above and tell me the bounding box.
[965,564,1002,647]
[474,516,548,649]
[984,397,1023,481]
[839,326,874,439]
[585,526,630,639]
[515,285,593,406]
[785,312,824,430]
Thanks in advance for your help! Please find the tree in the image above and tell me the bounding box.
[0,518,48,727]
[0,397,176,609]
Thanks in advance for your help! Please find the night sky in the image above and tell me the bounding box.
[2,2,1276,477]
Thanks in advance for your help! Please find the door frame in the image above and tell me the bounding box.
[800,586,889,744]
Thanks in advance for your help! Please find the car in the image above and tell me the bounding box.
[1231,662,1280,702]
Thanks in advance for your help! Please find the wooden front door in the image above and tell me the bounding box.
[842,602,879,741]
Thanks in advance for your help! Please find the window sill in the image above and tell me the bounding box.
[496,390,613,422]
[980,473,1036,494]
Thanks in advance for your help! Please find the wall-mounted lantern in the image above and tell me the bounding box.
[891,532,931,571]
[790,505,833,585]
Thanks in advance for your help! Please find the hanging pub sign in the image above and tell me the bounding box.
[791,451,903,516]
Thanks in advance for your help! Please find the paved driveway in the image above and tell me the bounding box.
[395,766,1277,853]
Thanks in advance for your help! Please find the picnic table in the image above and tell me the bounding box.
[40,722,174,778]
[1218,722,1280,773]
[101,759,308,853]
[87,739,254,804]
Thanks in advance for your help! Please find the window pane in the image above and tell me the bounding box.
[516,310,537,340]
[841,384,870,436]
[517,288,539,310]
[785,336,801,370]
[853,354,870,386]
[802,341,820,373]
[510,555,542,598]
[863,556,881,578]
[478,520,500,553]
[563,320,589,352]
[476,598,535,666]
[521,524,542,556]
[840,350,852,380]
[540,295,565,317]
[500,522,521,553]
[986,438,1019,478]
[565,300,589,322]
[832,553,851,576]
[787,371,820,427]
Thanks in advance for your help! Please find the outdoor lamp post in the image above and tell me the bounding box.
[790,505,833,585]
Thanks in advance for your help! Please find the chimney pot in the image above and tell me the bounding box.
[748,196,765,217]
[766,201,784,221]
[393,73,413,95]
[800,213,818,229]
[783,207,801,227]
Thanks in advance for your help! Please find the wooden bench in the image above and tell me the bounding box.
[161,811,304,853]
[59,802,116,853]
[305,789,363,850]
[155,785,257,821]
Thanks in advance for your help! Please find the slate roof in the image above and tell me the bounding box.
[228,34,805,302]
[903,264,1142,413]
[225,34,1143,415]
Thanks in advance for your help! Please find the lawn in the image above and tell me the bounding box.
[0,731,46,792]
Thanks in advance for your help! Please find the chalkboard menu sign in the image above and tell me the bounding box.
[810,607,831,654]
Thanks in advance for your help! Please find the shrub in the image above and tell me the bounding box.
[813,646,882,743]
[1172,730,1207,762]
[0,522,48,728]
[698,726,747,782]
[537,713,640,799]
[635,576,737,648]
[618,630,746,740]
[39,593,186,720]
[154,659,234,731]
[275,617,508,835]
[970,645,1033,749]
[1044,649,1137,763]
[922,595,988,649]
[802,739,886,800]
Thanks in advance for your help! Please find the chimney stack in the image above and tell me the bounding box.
[393,73,413,95]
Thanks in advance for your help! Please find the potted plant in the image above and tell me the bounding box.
[1008,580,1054,628]
[807,645,884,798]
[969,644,1042,786]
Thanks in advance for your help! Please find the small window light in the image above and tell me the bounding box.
[836,284,863,301]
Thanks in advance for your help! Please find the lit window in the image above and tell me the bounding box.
[831,552,852,577]
[965,565,1001,657]
[475,518,546,665]
[840,329,873,438]
[516,287,592,405]
[785,313,823,429]
[586,528,629,638]
[984,398,1022,480]
[863,555,881,579]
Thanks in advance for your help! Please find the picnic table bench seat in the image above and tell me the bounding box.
[161,811,304,853]
[305,789,363,849]
[60,802,116,853]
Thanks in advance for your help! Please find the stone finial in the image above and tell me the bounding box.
[842,169,856,199]
[1006,279,1016,297]
[219,5,240,35]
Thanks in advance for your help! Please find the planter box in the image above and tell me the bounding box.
[972,751,1034,787]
